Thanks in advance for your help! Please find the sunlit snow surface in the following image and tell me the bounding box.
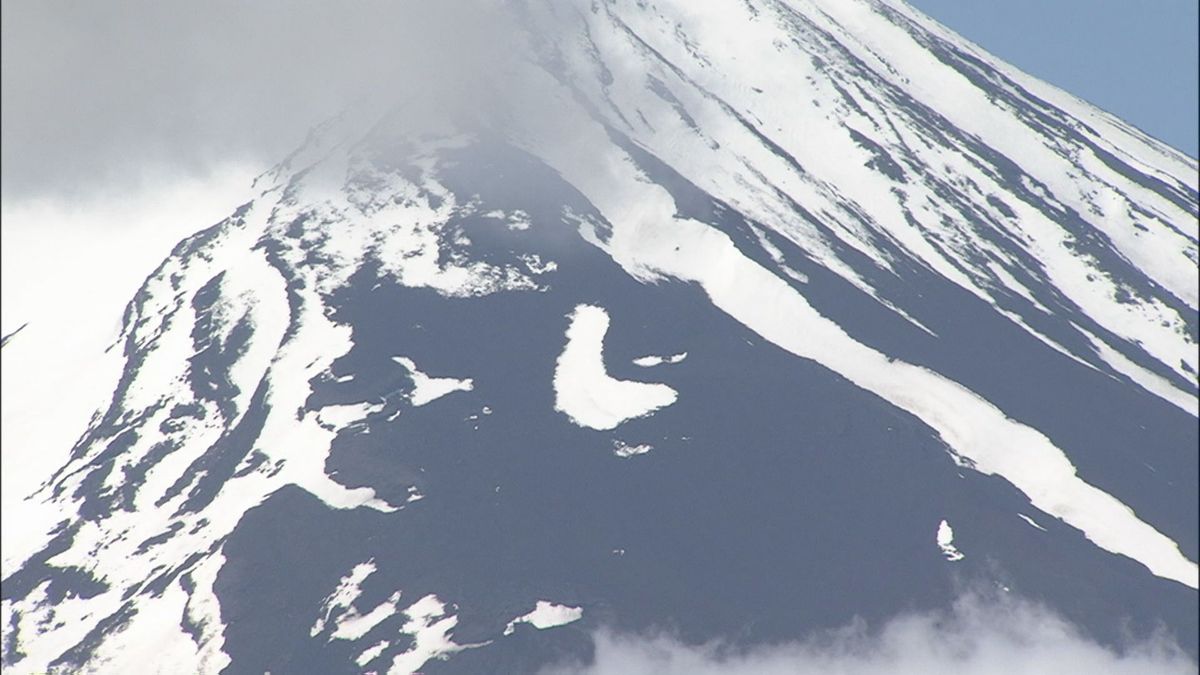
[309,561,488,673]
[632,352,687,367]
[390,356,475,407]
[612,440,654,458]
[503,601,584,635]
[937,520,965,562]
[2,0,1198,672]
[554,304,679,430]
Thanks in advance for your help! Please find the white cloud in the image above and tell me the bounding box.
[0,169,254,573]
[542,593,1195,675]
[1,0,526,200]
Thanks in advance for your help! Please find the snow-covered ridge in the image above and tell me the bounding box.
[0,135,545,672]
[527,0,1196,413]
[507,0,1198,589]
[521,83,1199,587]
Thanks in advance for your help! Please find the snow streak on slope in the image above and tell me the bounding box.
[0,129,545,672]
[2,0,1198,671]
[527,0,1197,413]
[510,0,1198,586]
[518,76,1199,587]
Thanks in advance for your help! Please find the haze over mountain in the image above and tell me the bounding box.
[2,1,1197,673]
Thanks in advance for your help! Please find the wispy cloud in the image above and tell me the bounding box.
[0,0,519,201]
[543,592,1196,675]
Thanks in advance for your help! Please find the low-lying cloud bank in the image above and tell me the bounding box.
[543,593,1196,675]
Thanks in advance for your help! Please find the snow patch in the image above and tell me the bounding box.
[1018,513,1048,532]
[522,253,559,275]
[357,640,390,666]
[937,520,965,562]
[632,352,687,367]
[318,401,385,429]
[388,594,481,674]
[508,209,533,230]
[313,560,378,637]
[332,592,403,642]
[554,305,678,430]
[613,440,653,458]
[391,356,474,406]
[503,601,584,635]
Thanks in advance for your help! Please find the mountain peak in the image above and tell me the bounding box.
[3,2,1196,673]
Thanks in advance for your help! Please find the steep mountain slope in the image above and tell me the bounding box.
[2,0,1197,673]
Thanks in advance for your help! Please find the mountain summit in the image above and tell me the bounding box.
[2,1,1197,673]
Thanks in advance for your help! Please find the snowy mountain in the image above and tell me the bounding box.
[2,0,1197,673]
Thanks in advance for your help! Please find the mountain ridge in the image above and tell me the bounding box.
[2,1,1197,673]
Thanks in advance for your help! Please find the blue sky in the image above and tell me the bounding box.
[909,0,1199,158]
